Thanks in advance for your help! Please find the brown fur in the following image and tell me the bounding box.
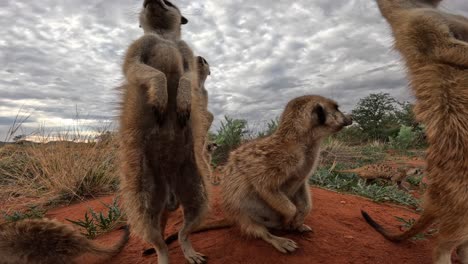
[0,218,129,264]
[193,56,218,185]
[220,95,351,253]
[118,1,208,264]
[154,95,352,253]
[362,1,468,263]
[336,163,422,190]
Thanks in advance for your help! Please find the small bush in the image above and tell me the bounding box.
[66,197,125,239]
[257,118,279,138]
[389,125,416,150]
[211,116,249,165]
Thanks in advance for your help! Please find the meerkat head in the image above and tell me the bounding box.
[139,0,188,36]
[206,143,218,153]
[277,95,353,141]
[197,56,211,86]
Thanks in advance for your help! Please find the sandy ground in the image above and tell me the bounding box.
[37,185,463,264]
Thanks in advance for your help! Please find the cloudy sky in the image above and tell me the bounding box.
[1,0,467,141]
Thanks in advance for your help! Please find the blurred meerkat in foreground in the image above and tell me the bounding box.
[0,218,129,264]
[158,95,352,253]
[119,0,209,263]
[362,0,468,263]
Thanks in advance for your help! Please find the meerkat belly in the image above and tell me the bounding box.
[147,43,184,74]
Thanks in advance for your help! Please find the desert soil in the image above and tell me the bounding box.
[33,185,462,264]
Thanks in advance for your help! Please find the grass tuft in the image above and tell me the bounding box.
[66,197,125,239]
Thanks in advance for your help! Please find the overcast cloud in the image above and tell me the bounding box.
[0,0,467,140]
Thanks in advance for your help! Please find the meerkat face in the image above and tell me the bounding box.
[279,95,352,140]
[310,99,353,137]
[139,0,188,32]
[206,143,218,154]
[197,56,211,77]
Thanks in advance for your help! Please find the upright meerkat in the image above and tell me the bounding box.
[361,1,468,263]
[0,218,129,264]
[119,1,208,264]
[194,55,219,185]
[221,95,352,253]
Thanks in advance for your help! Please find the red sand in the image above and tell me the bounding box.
[41,186,458,264]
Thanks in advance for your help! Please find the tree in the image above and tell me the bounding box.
[395,101,418,128]
[351,93,400,141]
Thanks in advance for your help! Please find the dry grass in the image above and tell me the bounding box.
[0,134,118,205]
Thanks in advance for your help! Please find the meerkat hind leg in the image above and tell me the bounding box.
[176,164,209,264]
[144,213,169,264]
[241,217,298,254]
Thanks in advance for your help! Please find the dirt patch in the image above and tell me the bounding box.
[26,186,450,264]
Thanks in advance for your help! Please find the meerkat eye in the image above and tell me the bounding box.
[313,105,326,125]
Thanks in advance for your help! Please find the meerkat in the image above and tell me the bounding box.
[157,95,352,253]
[119,1,209,264]
[361,1,468,263]
[194,56,219,185]
[335,163,422,190]
[0,218,129,264]
[219,95,352,253]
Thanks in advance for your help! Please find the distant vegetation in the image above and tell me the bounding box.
[0,93,427,209]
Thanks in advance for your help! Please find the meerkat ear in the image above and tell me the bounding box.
[181,16,188,24]
[314,104,326,125]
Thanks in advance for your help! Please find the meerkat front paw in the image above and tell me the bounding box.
[176,76,192,127]
[147,73,168,125]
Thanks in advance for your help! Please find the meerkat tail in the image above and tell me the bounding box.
[142,219,232,256]
[361,210,434,242]
[87,225,130,257]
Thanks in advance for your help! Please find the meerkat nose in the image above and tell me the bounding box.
[158,0,169,10]
[344,114,353,126]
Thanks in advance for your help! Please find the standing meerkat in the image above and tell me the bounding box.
[194,56,219,185]
[221,95,352,253]
[361,1,468,263]
[119,1,208,264]
[0,218,129,264]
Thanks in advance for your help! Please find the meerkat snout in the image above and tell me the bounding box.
[343,114,353,126]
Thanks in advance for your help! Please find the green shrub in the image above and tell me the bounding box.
[211,116,249,165]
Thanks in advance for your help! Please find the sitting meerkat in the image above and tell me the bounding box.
[220,95,352,253]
